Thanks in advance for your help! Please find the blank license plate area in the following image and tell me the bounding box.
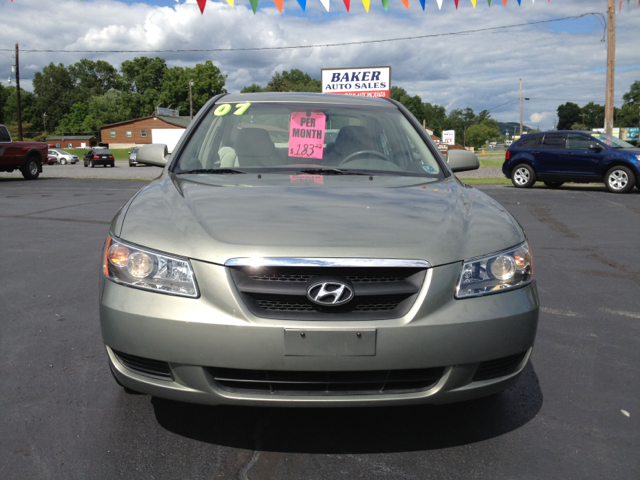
[284,329,376,356]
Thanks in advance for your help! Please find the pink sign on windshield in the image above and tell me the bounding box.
[288,111,326,160]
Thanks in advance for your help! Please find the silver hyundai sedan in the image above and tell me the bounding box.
[100,92,538,407]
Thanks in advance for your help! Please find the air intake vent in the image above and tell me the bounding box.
[208,367,444,396]
[473,352,526,382]
[113,350,173,380]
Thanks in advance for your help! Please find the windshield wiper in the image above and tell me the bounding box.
[296,168,371,176]
[178,168,246,175]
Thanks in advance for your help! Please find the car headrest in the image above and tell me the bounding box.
[235,128,275,157]
[334,126,374,155]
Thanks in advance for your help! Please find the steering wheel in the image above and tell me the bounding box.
[338,150,393,166]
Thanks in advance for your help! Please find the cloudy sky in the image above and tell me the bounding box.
[1,0,639,130]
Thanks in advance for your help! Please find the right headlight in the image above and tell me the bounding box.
[103,236,199,298]
[456,242,533,299]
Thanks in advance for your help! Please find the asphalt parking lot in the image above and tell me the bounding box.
[1,177,638,479]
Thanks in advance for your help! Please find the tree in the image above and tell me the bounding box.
[32,62,76,131]
[80,91,132,135]
[69,59,123,98]
[570,122,589,131]
[557,102,582,130]
[121,57,169,117]
[56,103,90,134]
[466,121,501,148]
[622,80,640,104]
[581,102,604,129]
[241,83,264,93]
[0,84,8,124]
[423,103,446,137]
[263,70,321,93]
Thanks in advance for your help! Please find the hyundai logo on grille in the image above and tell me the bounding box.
[307,281,354,306]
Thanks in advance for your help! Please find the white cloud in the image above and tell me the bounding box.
[1,0,639,130]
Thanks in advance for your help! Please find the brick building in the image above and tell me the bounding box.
[46,135,98,149]
[100,115,191,150]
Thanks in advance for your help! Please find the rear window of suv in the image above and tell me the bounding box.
[516,135,541,148]
[541,134,566,149]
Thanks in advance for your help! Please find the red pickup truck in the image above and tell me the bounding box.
[0,124,49,180]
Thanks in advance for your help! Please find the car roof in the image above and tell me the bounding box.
[221,92,396,108]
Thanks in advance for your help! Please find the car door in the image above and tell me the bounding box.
[536,133,567,175]
[565,133,600,176]
[0,125,14,166]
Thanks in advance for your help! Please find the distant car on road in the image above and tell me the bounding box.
[48,149,79,165]
[128,147,140,167]
[503,131,640,193]
[84,149,115,168]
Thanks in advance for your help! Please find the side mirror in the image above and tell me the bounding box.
[137,144,169,167]
[447,149,480,172]
[589,144,603,151]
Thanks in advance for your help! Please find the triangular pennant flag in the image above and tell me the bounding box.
[273,0,283,12]
[619,0,622,11]
[297,0,306,10]
[502,0,507,5]
[197,0,207,13]
[362,0,370,11]
[250,0,259,12]
[488,0,492,5]
[343,0,350,10]
[381,0,389,10]
[454,0,459,8]
[436,0,443,9]
[517,0,521,4]
[419,0,425,9]
[471,0,476,6]
[320,0,330,10]
[226,0,234,6]
[401,0,409,9]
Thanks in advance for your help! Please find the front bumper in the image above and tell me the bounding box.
[100,261,539,407]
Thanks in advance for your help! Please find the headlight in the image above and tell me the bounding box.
[456,242,533,299]
[103,236,198,297]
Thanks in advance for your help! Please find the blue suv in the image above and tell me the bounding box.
[502,131,640,193]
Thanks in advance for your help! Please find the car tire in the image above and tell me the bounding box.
[544,181,564,189]
[21,156,40,180]
[84,162,88,167]
[129,163,135,167]
[90,161,95,168]
[61,159,67,165]
[605,166,635,193]
[511,164,536,188]
[110,163,115,168]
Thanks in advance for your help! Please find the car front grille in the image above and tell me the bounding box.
[229,263,428,320]
[472,352,527,381]
[208,366,445,395]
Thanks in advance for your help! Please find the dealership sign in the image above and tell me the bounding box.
[442,130,456,145]
[321,67,391,98]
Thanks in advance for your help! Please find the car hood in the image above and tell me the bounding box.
[115,174,524,267]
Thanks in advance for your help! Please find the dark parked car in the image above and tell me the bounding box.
[503,131,640,193]
[45,154,58,165]
[84,149,115,168]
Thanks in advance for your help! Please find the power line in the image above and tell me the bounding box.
[0,13,605,54]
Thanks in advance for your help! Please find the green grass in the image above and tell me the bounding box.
[66,148,132,161]
[459,177,512,185]
[478,157,504,169]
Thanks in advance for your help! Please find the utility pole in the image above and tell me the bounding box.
[519,79,523,136]
[604,0,616,134]
[189,79,194,120]
[42,113,47,133]
[15,43,23,141]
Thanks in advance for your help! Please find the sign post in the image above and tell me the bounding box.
[321,67,391,98]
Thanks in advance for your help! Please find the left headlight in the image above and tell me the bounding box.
[456,242,533,299]
[103,236,199,298]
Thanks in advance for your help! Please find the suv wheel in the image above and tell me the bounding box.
[605,166,635,193]
[544,181,564,189]
[511,164,536,188]
[21,157,40,180]
[90,161,95,168]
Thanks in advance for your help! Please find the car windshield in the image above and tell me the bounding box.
[591,133,635,149]
[57,149,71,155]
[173,102,442,177]
[95,150,112,154]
